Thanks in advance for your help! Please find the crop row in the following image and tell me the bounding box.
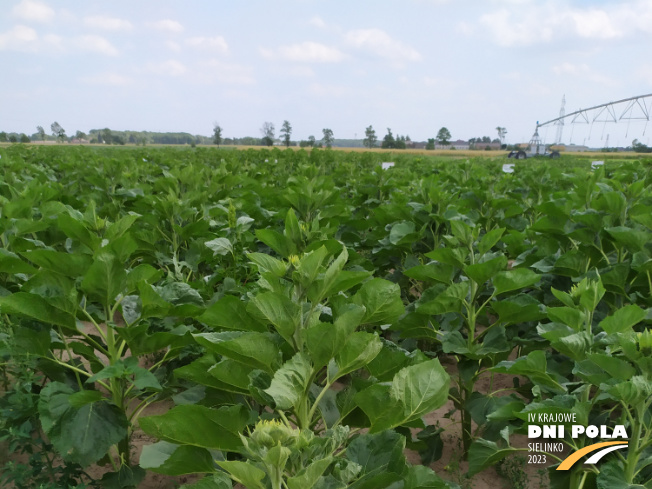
[0,145,650,489]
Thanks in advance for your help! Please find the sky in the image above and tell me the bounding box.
[2,0,652,146]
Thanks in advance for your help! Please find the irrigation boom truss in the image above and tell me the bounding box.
[509,93,652,159]
[537,93,652,133]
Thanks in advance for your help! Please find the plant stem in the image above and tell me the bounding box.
[307,381,332,421]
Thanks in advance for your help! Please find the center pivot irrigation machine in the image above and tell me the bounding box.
[508,93,652,159]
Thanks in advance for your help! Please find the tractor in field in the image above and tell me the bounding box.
[507,126,560,159]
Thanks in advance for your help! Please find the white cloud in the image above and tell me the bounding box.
[185,36,228,54]
[567,9,620,39]
[0,25,38,51]
[145,59,186,76]
[148,19,184,33]
[260,41,345,63]
[12,0,54,23]
[478,9,553,46]
[477,1,652,47]
[344,28,421,63]
[73,35,119,56]
[198,59,255,85]
[81,72,132,86]
[83,15,133,31]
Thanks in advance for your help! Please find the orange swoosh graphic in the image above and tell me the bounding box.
[557,441,628,470]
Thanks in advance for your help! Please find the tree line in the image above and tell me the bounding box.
[1,122,510,150]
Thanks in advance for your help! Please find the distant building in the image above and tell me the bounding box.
[471,141,501,150]
[436,140,470,150]
[561,144,589,152]
[450,139,470,150]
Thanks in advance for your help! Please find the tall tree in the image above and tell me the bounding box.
[395,135,406,150]
[75,130,86,141]
[261,122,275,146]
[307,135,316,147]
[426,138,435,150]
[381,128,396,149]
[36,125,46,141]
[280,120,292,147]
[51,122,66,142]
[0,132,7,142]
[436,127,451,146]
[102,128,113,144]
[20,134,30,143]
[496,126,507,146]
[213,123,223,147]
[322,128,334,148]
[363,125,377,148]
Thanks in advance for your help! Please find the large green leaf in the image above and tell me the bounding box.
[193,331,280,373]
[605,227,650,252]
[403,465,452,489]
[389,359,449,424]
[309,246,349,301]
[0,292,76,330]
[249,292,301,346]
[57,213,100,251]
[329,332,383,382]
[492,350,566,393]
[140,404,248,452]
[465,255,508,286]
[324,270,372,297]
[39,382,129,467]
[255,229,296,258]
[478,227,505,255]
[81,250,127,308]
[355,359,450,432]
[389,221,417,245]
[415,282,467,315]
[346,430,406,480]
[468,439,518,476]
[174,355,230,390]
[248,252,288,277]
[404,262,455,284]
[21,249,92,277]
[492,294,546,325]
[140,441,216,475]
[285,208,303,245]
[0,248,37,274]
[586,353,636,382]
[493,268,540,295]
[209,359,255,393]
[599,305,647,334]
[105,214,140,241]
[205,237,233,256]
[200,295,266,332]
[596,460,647,489]
[306,305,365,368]
[287,457,333,489]
[264,352,313,411]
[295,246,329,287]
[353,278,404,325]
[217,461,266,489]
